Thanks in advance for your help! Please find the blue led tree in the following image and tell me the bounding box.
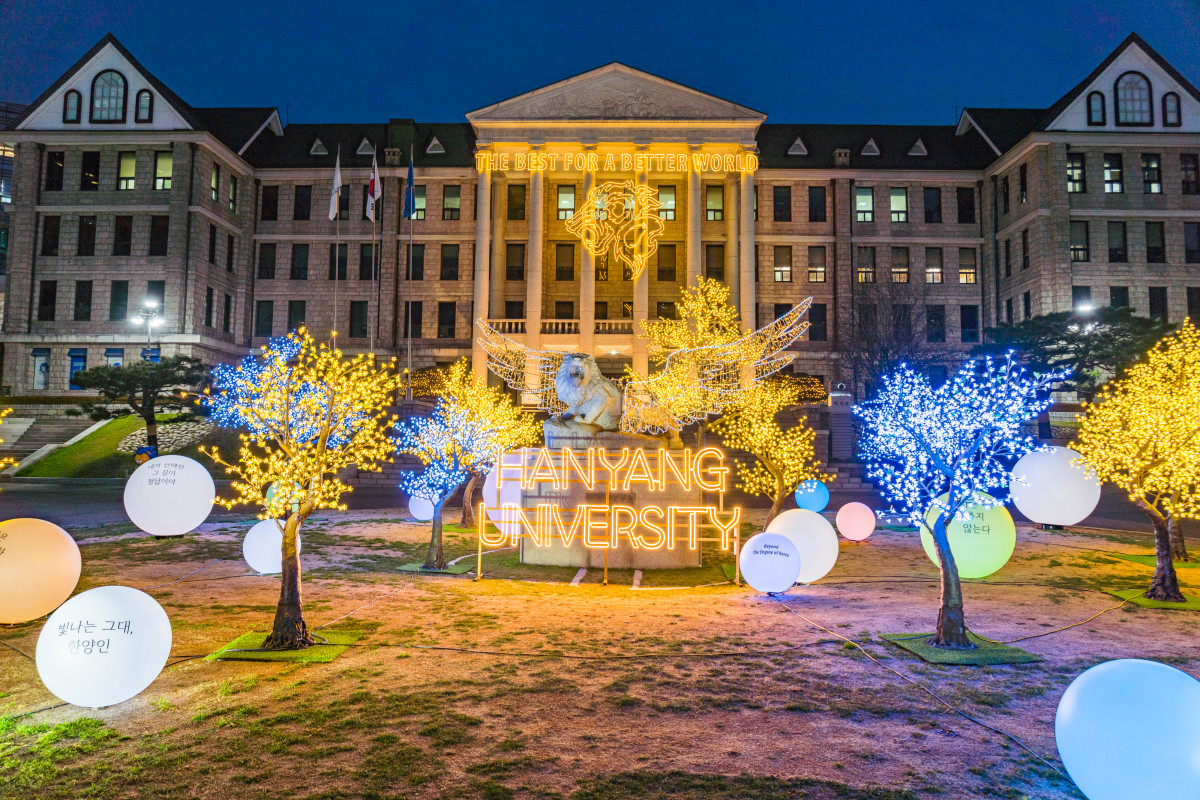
[854,354,1065,648]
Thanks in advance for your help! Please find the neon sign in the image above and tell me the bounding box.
[474,149,758,175]
[564,180,664,282]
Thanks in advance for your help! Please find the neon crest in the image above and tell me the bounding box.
[564,180,665,282]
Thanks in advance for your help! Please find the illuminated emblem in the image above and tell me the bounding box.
[564,180,665,282]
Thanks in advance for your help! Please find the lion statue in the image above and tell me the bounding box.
[542,353,623,444]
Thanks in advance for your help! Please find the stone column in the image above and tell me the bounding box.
[579,164,595,357]
[724,172,739,311]
[526,166,544,357]
[634,158,650,375]
[489,173,506,323]
[471,164,492,380]
[739,169,756,331]
[685,151,701,287]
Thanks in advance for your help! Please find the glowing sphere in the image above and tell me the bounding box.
[835,502,877,541]
[35,586,172,708]
[765,508,839,583]
[738,531,802,594]
[0,518,82,624]
[793,479,830,512]
[1056,659,1200,800]
[242,519,301,574]
[123,456,215,536]
[408,495,435,522]
[1010,447,1101,526]
[483,451,524,537]
[921,499,1016,579]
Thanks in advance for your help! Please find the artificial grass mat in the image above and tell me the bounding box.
[880,632,1043,665]
[397,561,474,575]
[205,630,363,662]
[1104,587,1200,610]
[1108,552,1200,570]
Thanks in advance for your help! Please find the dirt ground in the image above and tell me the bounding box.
[2,508,1198,800]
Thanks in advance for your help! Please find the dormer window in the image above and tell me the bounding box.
[1163,92,1181,127]
[135,89,153,123]
[1115,71,1153,126]
[62,90,81,124]
[426,136,445,155]
[90,70,127,123]
[1087,91,1106,126]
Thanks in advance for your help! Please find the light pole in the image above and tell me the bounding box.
[134,299,164,360]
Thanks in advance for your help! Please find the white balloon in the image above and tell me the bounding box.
[765,508,840,583]
[1056,659,1200,800]
[36,586,172,708]
[242,519,301,575]
[738,532,802,594]
[408,495,435,521]
[123,456,215,536]
[0,518,82,624]
[1011,447,1101,526]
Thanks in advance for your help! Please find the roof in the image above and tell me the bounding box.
[387,121,475,167]
[242,122,390,169]
[191,107,278,154]
[756,123,997,171]
[958,108,1046,154]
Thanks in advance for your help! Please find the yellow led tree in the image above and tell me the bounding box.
[1073,320,1200,602]
[202,329,401,649]
[0,408,18,474]
[710,377,830,522]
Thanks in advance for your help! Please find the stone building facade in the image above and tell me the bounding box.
[2,33,1199,395]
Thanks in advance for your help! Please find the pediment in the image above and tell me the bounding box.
[467,63,765,123]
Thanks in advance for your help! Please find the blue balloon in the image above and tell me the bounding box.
[794,480,830,512]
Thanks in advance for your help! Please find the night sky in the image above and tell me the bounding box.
[3,0,1199,125]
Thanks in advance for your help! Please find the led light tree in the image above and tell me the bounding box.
[711,378,828,522]
[855,355,1064,648]
[1073,322,1200,599]
[202,330,400,649]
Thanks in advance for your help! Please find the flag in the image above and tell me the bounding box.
[401,144,415,220]
[327,145,342,221]
[366,153,382,222]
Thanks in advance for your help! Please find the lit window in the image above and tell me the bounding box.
[117,152,135,191]
[807,246,826,283]
[890,188,907,223]
[657,185,675,220]
[135,89,153,123]
[442,185,461,220]
[1070,221,1090,262]
[856,246,875,283]
[412,186,426,220]
[1182,155,1199,195]
[211,163,220,201]
[891,247,909,283]
[774,245,793,282]
[1142,154,1162,194]
[855,186,873,222]
[1066,153,1085,193]
[229,175,238,212]
[557,185,575,220]
[1115,72,1153,125]
[958,248,976,284]
[90,70,126,122]
[1104,154,1123,194]
[154,152,172,191]
[925,247,943,284]
[705,185,723,221]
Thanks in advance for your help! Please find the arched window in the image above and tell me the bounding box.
[1087,91,1106,125]
[1163,92,1181,127]
[135,89,153,123]
[90,70,126,123]
[62,90,81,124]
[1115,71,1153,125]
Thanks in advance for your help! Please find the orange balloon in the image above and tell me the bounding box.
[0,518,82,623]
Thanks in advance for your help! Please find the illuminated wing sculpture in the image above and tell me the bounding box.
[475,321,568,415]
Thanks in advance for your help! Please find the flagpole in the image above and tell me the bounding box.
[333,146,341,339]
[405,144,413,401]
[370,185,378,353]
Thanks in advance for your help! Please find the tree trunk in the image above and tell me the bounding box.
[144,395,158,452]
[263,513,315,650]
[1136,499,1185,602]
[766,474,785,526]
[928,514,974,649]
[1168,515,1191,563]
[425,499,447,570]
[460,473,480,528]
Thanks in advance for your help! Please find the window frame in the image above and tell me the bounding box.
[293,185,312,220]
[807,245,827,283]
[1104,154,1124,194]
[89,69,127,124]
[958,248,977,284]
[1087,91,1106,126]
[889,187,908,223]
[772,184,791,222]
[705,184,724,221]
[260,184,279,221]
[117,151,136,191]
[62,90,81,124]
[855,245,876,283]
[808,185,827,222]
[1163,92,1182,127]
[556,184,575,220]
[154,151,172,191]
[1070,220,1090,262]
[440,243,460,281]
[76,215,96,257]
[773,245,793,283]
[505,243,526,282]
[442,184,461,220]
[891,246,909,283]
[956,187,975,223]
[1146,221,1166,264]
[1114,71,1154,127]
[1108,221,1128,263]
[854,186,874,222]
[1066,152,1086,193]
[134,89,153,123]
[148,215,170,257]
[1142,153,1162,194]
[923,186,942,223]
[924,247,943,284]
[1182,154,1200,195]
[657,185,676,220]
[554,243,574,281]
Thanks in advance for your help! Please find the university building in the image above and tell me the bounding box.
[2,33,1199,394]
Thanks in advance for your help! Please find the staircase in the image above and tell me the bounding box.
[0,416,97,463]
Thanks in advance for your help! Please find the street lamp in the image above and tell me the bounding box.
[132,299,164,360]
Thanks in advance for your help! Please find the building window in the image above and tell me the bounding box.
[856,246,875,283]
[113,216,132,256]
[773,245,793,283]
[1182,155,1200,195]
[90,70,126,122]
[960,305,980,343]
[1005,297,1014,324]
[337,183,349,220]
[211,163,220,201]
[76,215,96,256]
[1019,164,1028,203]
[407,243,425,280]
[148,216,169,256]
[62,90,81,123]
[773,185,791,222]
[1163,92,1182,127]
[1146,221,1166,263]
[288,300,305,331]
[924,187,942,223]
[117,152,136,190]
[37,280,56,321]
[294,185,312,220]
[1021,230,1030,270]
[808,185,826,222]
[704,244,724,281]
[411,185,426,220]
[773,303,792,321]
[1108,221,1128,263]
[261,185,279,221]
[1143,154,1162,194]
[1000,176,1010,214]
[657,185,676,220]
[1104,154,1123,193]
[1070,220,1090,262]
[956,187,975,224]
[256,242,277,279]
[359,243,377,281]
[594,301,608,321]
[81,151,99,191]
[290,243,309,279]
[1185,222,1200,263]
[891,247,909,283]
[133,89,153,123]
[229,176,238,212]
[506,243,525,281]
[349,301,368,338]
[889,187,908,223]
[154,151,172,191]
[807,246,827,283]
[1004,239,1012,276]
[621,301,633,319]
[223,293,232,334]
[1023,291,1032,320]
[925,247,943,284]
[1111,286,1130,308]
[40,216,60,256]
[1072,285,1092,311]
[1149,286,1168,321]
[557,185,575,220]
[437,243,458,280]
[809,303,827,341]
[254,301,273,338]
[226,234,235,271]
[45,152,64,191]
[507,184,526,220]
[110,281,129,321]
[442,184,461,220]
[658,244,677,282]
[1087,91,1106,125]
[554,243,573,281]
[1115,72,1153,126]
[552,301,573,320]
[505,301,524,320]
[67,349,88,389]
[73,281,92,322]
[656,302,677,320]
[1067,153,1086,193]
[402,301,423,338]
[854,186,873,222]
[146,280,165,309]
[328,243,347,280]
[705,185,724,221]
[959,248,977,284]
[925,305,945,343]
[437,302,456,338]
